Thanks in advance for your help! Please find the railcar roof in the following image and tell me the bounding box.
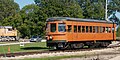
[0,26,12,29]
[46,17,113,23]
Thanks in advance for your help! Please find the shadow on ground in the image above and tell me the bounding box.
[21,47,49,50]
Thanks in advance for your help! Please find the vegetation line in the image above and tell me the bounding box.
[0,0,120,38]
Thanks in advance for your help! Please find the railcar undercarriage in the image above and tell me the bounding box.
[47,40,112,49]
[0,36,19,41]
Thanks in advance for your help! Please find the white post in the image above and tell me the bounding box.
[20,39,24,47]
[105,0,108,21]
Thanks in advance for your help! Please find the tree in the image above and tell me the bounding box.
[19,4,45,38]
[78,0,93,18]
[0,0,19,21]
[117,27,120,37]
[78,0,105,19]
[92,0,105,19]
[108,0,120,14]
[29,0,84,38]
[34,0,84,18]
[2,0,120,38]
[2,13,22,27]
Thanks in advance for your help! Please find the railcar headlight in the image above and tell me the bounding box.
[49,36,53,39]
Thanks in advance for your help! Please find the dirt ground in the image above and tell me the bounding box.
[61,54,120,60]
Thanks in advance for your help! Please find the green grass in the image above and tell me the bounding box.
[23,55,85,60]
[0,41,21,44]
[0,42,48,54]
[0,42,10,44]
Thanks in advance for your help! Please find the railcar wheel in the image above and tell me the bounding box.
[15,37,19,41]
[100,42,110,47]
[71,43,84,49]
[53,46,57,50]
[88,43,100,48]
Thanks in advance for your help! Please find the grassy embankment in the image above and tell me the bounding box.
[0,42,48,54]
[0,42,95,60]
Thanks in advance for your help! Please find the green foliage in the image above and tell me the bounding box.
[2,13,22,27]
[35,0,84,18]
[19,4,43,38]
[0,0,120,38]
[78,0,105,19]
[108,0,120,14]
[0,0,19,20]
[117,27,120,37]
[24,0,83,38]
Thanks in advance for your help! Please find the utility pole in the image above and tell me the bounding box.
[105,0,108,21]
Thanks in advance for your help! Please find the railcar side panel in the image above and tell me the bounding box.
[65,21,116,42]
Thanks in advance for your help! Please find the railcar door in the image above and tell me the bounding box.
[72,25,78,41]
[67,25,73,41]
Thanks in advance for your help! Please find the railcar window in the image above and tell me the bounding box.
[93,26,95,33]
[8,28,12,31]
[109,27,111,33]
[78,26,81,32]
[74,26,77,33]
[100,26,103,33]
[58,24,66,32]
[86,26,88,33]
[98,26,100,33]
[68,25,72,32]
[90,26,92,33]
[50,23,56,32]
[112,27,115,33]
[95,26,99,33]
[103,27,105,33]
[82,26,85,33]
[106,27,109,33]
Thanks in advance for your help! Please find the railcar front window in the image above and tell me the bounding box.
[58,24,65,32]
[50,23,56,32]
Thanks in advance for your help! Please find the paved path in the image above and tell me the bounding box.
[0,42,31,46]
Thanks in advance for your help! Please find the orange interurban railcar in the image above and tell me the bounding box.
[46,17,116,49]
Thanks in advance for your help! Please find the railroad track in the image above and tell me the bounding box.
[0,40,120,58]
[0,46,119,58]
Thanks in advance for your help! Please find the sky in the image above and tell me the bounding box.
[14,0,34,9]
